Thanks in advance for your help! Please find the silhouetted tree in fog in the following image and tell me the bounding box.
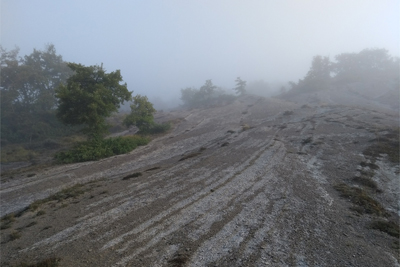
[332,48,399,87]
[1,44,73,143]
[233,77,247,95]
[199,79,216,99]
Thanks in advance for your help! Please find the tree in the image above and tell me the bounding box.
[233,77,246,95]
[199,79,216,99]
[56,63,131,140]
[180,87,199,106]
[332,48,399,86]
[302,55,331,91]
[123,95,156,131]
[289,55,331,93]
[1,45,73,143]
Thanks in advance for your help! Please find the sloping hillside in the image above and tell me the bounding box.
[1,93,399,267]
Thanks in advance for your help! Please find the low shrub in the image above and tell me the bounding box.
[139,123,171,135]
[55,136,149,163]
[1,145,37,163]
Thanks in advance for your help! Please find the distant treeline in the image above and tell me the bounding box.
[180,77,246,108]
[2,46,398,144]
[284,48,399,95]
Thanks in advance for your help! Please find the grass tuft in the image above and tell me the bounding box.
[122,172,142,180]
[302,137,313,145]
[360,161,379,170]
[29,184,85,211]
[334,183,386,216]
[1,213,16,230]
[370,220,400,238]
[352,176,379,190]
[25,221,37,228]
[16,257,61,267]
[167,253,189,267]
[9,231,21,241]
[36,210,46,216]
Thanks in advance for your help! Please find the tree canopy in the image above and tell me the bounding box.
[199,79,216,99]
[123,95,156,131]
[55,63,131,139]
[332,48,399,85]
[1,44,73,143]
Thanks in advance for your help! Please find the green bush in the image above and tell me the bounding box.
[55,135,149,163]
[140,123,171,134]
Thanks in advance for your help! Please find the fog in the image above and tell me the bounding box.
[2,0,399,108]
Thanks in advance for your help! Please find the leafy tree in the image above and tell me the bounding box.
[286,55,331,94]
[180,87,199,106]
[1,45,73,143]
[56,63,131,140]
[233,77,247,95]
[301,55,331,91]
[123,95,156,131]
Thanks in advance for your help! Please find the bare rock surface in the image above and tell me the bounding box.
[1,94,399,266]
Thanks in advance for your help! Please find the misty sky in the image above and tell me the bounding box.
[1,0,399,105]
